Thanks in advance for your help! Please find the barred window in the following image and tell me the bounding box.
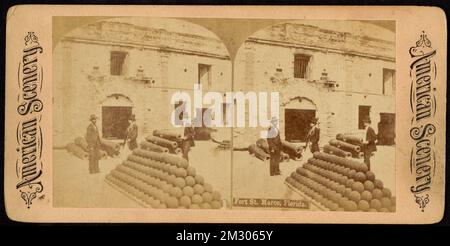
[110,51,127,75]
[294,54,310,79]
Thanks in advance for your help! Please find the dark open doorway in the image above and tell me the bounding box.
[285,109,316,142]
[377,113,395,145]
[102,106,132,140]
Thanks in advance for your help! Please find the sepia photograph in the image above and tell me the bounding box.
[4,5,446,223]
[52,17,395,212]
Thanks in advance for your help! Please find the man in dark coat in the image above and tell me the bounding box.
[125,114,138,150]
[86,114,101,174]
[267,117,282,176]
[181,125,195,161]
[363,117,377,170]
[306,118,320,154]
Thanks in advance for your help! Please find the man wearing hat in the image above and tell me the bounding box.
[86,114,101,174]
[125,114,138,151]
[181,124,195,161]
[363,117,377,170]
[267,117,282,176]
[306,118,320,154]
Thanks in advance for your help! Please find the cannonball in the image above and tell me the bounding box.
[358,200,370,211]
[183,186,194,197]
[380,197,391,208]
[185,176,196,186]
[161,183,171,193]
[179,195,192,208]
[151,199,161,208]
[168,165,178,175]
[349,191,361,202]
[361,190,373,201]
[203,183,213,193]
[389,206,396,212]
[191,194,203,204]
[174,177,186,188]
[390,197,396,206]
[374,179,384,189]
[169,187,183,198]
[344,188,353,198]
[193,184,204,194]
[370,199,382,210]
[187,166,196,177]
[346,200,358,211]
[189,204,200,209]
[363,180,375,191]
[167,175,176,185]
[212,191,221,201]
[354,172,366,182]
[202,192,213,203]
[368,208,377,212]
[176,168,187,178]
[352,182,365,193]
[339,197,349,208]
[365,171,375,181]
[336,185,346,195]
[379,207,389,212]
[348,169,356,179]
[372,189,383,199]
[195,175,205,185]
[345,179,355,188]
[159,203,167,209]
[211,200,222,209]
[166,196,179,208]
[201,203,212,209]
[337,207,345,212]
[382,188,392,198]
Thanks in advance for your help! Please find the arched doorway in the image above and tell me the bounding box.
[101,94,133,140]
[283,97,317,142]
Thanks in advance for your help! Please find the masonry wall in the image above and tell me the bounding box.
[53,39,232,146]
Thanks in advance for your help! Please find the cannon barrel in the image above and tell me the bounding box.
[323,144,352,158]
[66,143,88,159]
[140,141,169,153]
[153,129,182,141]
[329,139,361,153]
[249,144,270,161]
[145,136,178,149]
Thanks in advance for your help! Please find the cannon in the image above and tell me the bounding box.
[66,142,88,159]
[329,139,361,153]
[336,134,363,146]
[74,137,89,151]
[145,136,178,149]
[248,144,270,161]
[100,139,121,157]
[153,129,182,142]
[140,141,169,153]
[323,144,352,158]
[255,138,270,154]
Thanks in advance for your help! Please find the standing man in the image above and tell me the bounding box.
[267,117,282,176]
[363,117,377,170]
[181,125,195,161]
[125,114,138,151]
[306,118,320,154]
[86,114,101,174]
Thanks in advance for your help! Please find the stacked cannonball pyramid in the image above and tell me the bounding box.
[285,152,395,212]
[105,148,223,209]
[323,134,365,159]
